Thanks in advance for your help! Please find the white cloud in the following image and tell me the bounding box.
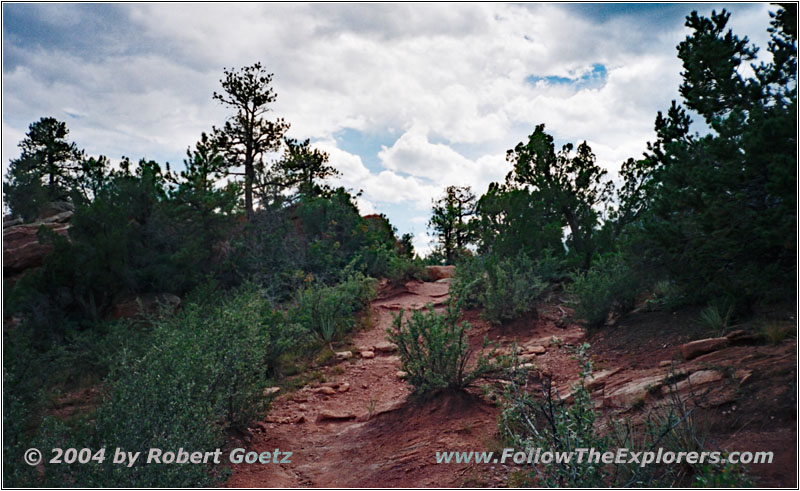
[2,3,777,250]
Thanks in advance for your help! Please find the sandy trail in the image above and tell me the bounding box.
[225,279,500,488]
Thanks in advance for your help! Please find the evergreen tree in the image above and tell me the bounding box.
[212,63,289,220]
[631,5,796,303]
[505,124,613,268]
[3,117,84,220]
[270,138,340,197]
[429,185,476,264]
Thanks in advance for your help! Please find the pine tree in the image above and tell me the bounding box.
[3,117,84,220]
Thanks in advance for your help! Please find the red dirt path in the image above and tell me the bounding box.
[224,279,797,488]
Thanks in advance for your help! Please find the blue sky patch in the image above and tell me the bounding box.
[526,63,608,91]
[332,127,397,173]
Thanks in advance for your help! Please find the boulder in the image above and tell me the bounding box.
[604,374,664,408]
[335,351,353,360]
[687,369,724,386]
[525,345,547,355]
[425,265,455,281]
[314,386,336,395]
[661,370,738,407]
[360,351,375,359]
[585,367,622,392]
[338,383,350,393]
[374,341,398,353]
[316,410,356,422]
[3,216,23,228]
[725,329,762,345]
[263,387,281,396]
[679,337,729,360]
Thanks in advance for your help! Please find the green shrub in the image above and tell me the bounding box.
[567,253,639,329]
[291,273,377,346]
[450,256,487,309]
[697,302,734,336]
[482,253,547,325]
[388,302,496,394]
[451,252,547,325]
[760,320,795,345]
[643,279,687,311]
[500,343,611,487]
[23,286,299,487]
[500,343,753,487]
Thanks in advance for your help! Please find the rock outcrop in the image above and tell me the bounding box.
[3,209,73,279]
[425,265,455,281]
[679,337,729,360]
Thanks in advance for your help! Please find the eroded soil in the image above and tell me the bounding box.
[225,278,797,488]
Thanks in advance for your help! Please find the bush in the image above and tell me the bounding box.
[482,253,547,325]
[451,252,548,325]
[23,286,299,487]
[450,255,487,309]
[291,273,377,346]
[499,343,752,487]
[567,253,639,329]
[697,301,734,336]
[500,343,611,487]
[388,302,496,394]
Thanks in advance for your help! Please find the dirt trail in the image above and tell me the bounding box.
[225,278,502,488]
[225,277,797,487]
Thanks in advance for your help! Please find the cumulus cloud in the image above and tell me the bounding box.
[2,3,776,249]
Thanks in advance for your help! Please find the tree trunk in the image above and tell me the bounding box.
[563,206,591,270]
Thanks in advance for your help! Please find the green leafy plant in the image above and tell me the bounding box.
[759,320,795,345]
[567,253,639,329]
[388,302,497,394]
[291,273,377,347]
[24,287,299,487]
[698,302,734,336]
[500,344,753,487]
[451,252,548,325]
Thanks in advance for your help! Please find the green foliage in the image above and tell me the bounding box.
[450,256,487,309]
[271,137,340,197]
[165,132,240,281]
[429,185,476,265]
[473,183,566,260]
[698,302,734,336]
[388,302,496,394]
[505,125,614,269]
[481,254,547,325]
[643,279,687,312]
[3,329,49,487]
[692,462,754,488]
[212,62,290,219]
[451,252,551,325]
[500,344,753,487]
[759,320,795,345]
[567,253,639,329]
[627,6,796,306]
[500,344,610,487]
[291,273,377,346]
[22,287,297,487]
[5,159,200,341]
[3,117,85,221]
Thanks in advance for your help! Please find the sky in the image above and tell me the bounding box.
[2,2,776,255]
